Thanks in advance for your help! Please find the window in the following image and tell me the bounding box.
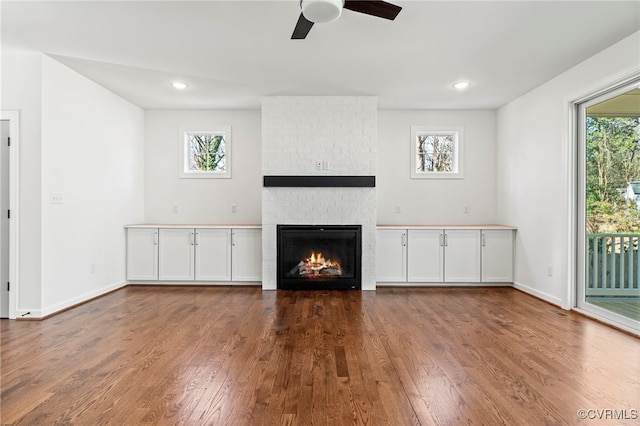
[410,126,463,179]
[179,126,231,178]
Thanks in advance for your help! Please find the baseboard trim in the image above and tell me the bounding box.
[512,281,563,308]
[376,282,510,288]
[17,281,129,320]
[15,309,43,320]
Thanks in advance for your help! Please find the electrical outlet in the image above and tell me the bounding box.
[322,160,330,170]
[395,205,401,214]
[464,204,470,214]
[172,205,179,213]
[231,204,237,213]
[315,161,322,170]
[547,264,553,276]
[50,193,64,204]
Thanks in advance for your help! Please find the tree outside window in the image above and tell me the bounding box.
[188,134,226,172]
[586,116,640,233]
[411,126,463,179]
[179,127,231,178]
[417,134,454,172]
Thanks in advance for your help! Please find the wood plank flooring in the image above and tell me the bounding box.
[1,286,638,425]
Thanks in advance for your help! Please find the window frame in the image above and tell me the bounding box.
[410,126,464,179]
[179,126,231,179]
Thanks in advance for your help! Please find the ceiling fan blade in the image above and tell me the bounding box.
[343,0,402,20]
[291,13,314,39]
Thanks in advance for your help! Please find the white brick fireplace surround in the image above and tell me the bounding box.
[261,96,377,290]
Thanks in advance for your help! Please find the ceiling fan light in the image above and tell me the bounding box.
[301,0,343,23]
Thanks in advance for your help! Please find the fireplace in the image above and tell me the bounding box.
[277,225,362,290]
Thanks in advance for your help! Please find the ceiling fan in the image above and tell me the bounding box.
[292,0,402,39]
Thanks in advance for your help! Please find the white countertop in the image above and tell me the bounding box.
[376,224,517,230]
[125,224,261,229]
[126,224,515,230]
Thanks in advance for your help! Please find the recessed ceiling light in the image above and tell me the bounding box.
[171,81,188,90]
[453,81,471,90]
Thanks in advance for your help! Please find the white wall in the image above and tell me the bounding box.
[144,109,261,224]
[145,108,497,228]
[0,50,43,314]
[40,56,145,316]
[496,31,640,307]
[377,110,497,225]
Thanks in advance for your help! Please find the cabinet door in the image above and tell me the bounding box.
[408,229,444,282]
[376,229,407,282]
[127,228,158,280]
[195,228,232,281]
[444,229,481,282]
[481,230,514,282]
[158,228,195,281]
[231,228,262,282]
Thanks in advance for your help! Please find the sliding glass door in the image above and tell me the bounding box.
[577,79,640,333]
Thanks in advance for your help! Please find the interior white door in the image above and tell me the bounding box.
[0,120,9,318]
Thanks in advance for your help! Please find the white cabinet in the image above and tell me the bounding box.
[407,230,443,282]
[231,228,262,282]
[443,229,481,282]
[405,229,480,283]
[195,229,231,281]
[377,227,513,285]
[158,228,195,281]
[126,226,261,283]
[481,230,514,282]
[376,229,407,282]
[127,228,158,280]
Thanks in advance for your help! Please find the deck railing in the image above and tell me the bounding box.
[587,234,640,296]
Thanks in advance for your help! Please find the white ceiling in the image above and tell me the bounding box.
[2,0,639,110]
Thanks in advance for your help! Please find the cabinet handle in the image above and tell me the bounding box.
[232,232,235,247]
[402,233,406,247]
[190,232,194,245]
[444,234,448,247]
[482,233,486,247]
[439,233,443,247]
[195,232,199,246]
[154,231,158,245]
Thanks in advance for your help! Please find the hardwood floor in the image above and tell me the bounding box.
[1,286,638,425]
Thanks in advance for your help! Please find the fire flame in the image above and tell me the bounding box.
[307,251,325,264]
[305,251,342,274]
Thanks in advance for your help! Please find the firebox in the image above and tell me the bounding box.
[277,225,362,290]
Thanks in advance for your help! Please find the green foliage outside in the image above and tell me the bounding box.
[586,116,640,233]
[189,134,226,172]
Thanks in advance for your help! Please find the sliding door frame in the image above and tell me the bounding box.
[569,73,640,335]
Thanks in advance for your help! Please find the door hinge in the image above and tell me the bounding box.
[7,282,9,292]
[7,137,10,147]
[7,210,10,219]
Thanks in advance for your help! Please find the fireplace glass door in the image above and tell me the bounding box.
[277,225,362,290]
